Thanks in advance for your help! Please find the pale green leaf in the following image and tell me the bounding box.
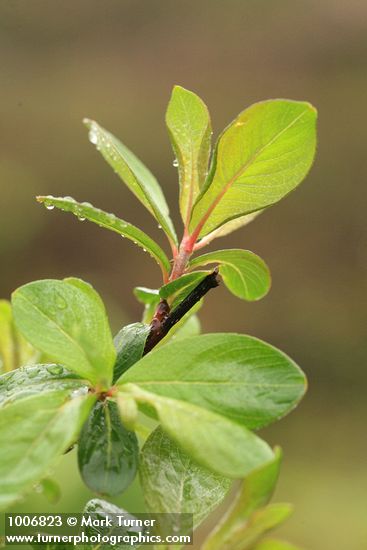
[0,390,95,510]
[12,278,116,387]
[118,334,306,430]
[140,426,231,534]
[166,86,211,224]
[133,287,160,323]
[37,196,171,278]
[252,540,301,550]
[201,449,282,550]
[190,100,317,237]
[189,249,270,301]
[0,300,39,373]
[119,385,274,478]
[84,118,177,246]
[196,211,261,247]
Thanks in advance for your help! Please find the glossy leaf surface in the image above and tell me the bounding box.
[78,400,139,496]
[190,249,271,301]
[118,334,306,430]
[84,118,177,246]
[113,323,150,382]
[190,100,317,237]
[166,86,211,224]
[12,278,116,387]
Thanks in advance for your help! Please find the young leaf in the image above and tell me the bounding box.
[0,300,38,373]
[189,249,271,301]
[196,211,261,247]
[113,323,151,382]
[140,426,231,533]
[159,270,211,308]
[37,196,171,278]
[120,386,273,478]
[0,364,88,407]
[78,400,138,496]
[166,86,211,224]
[12,278,116,387]
[189,100,317,237]
[253,540,301,550]
[84,118,178,247]
[118,334,306,430]
[203,502,293,550]
[202,449,282,550]
[0,389,95,510]
[133,287,160,323]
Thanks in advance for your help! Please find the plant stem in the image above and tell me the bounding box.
[144,269,220,354]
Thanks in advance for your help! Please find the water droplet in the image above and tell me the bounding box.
[88,127,98,145]
[173,158,179,167]
[157,224,162,229]
[46,204,55,210]
[46,364,63,376]
[71,387,89,399]
[77,216,86,221]
[28,367,40,378]
[56,294,67,310]
[143,248,147,252]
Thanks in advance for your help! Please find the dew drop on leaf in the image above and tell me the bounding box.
[173,158,179,167]
[46,364,64,376]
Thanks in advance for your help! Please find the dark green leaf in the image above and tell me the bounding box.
[190,100,317,237]
[140,426,231,532]
[78,400,138,496]
[0,390,95,510]
[113,323,150,382]
[166,86,211,224]
[12,278,116,387]
[84,118,178,247]
[37,196,171,278]
[118,334,307,430]
[189,249,271,301]
[118,385,273,478]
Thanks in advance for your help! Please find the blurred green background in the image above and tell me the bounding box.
[1,1,366,548]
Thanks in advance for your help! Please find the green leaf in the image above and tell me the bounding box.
[0,300,38,373]
[204,503,293,550]
[140,426,231,533]
[81,498,142,549]
[196,211,261,246]
[166,86,211,224]
[133,287,160,323]
[0,389,95,510]
[159,270,211,308]
[190,249,271,301]
[119,385,273,478]
[78,400,138,496]
[12,278,116,387]
[113,323,150,382]
[37,196,171,278]
[201,449,282,550]
[36,477,62,504]
[84,118,178,247]
[189,99,317,237]
[0,364,88,407]
[252,540,301,550]
[118,334,306,430]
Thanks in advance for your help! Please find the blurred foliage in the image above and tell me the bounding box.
[1,1,366,549]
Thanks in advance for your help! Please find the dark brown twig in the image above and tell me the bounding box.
[143,269,220,354]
